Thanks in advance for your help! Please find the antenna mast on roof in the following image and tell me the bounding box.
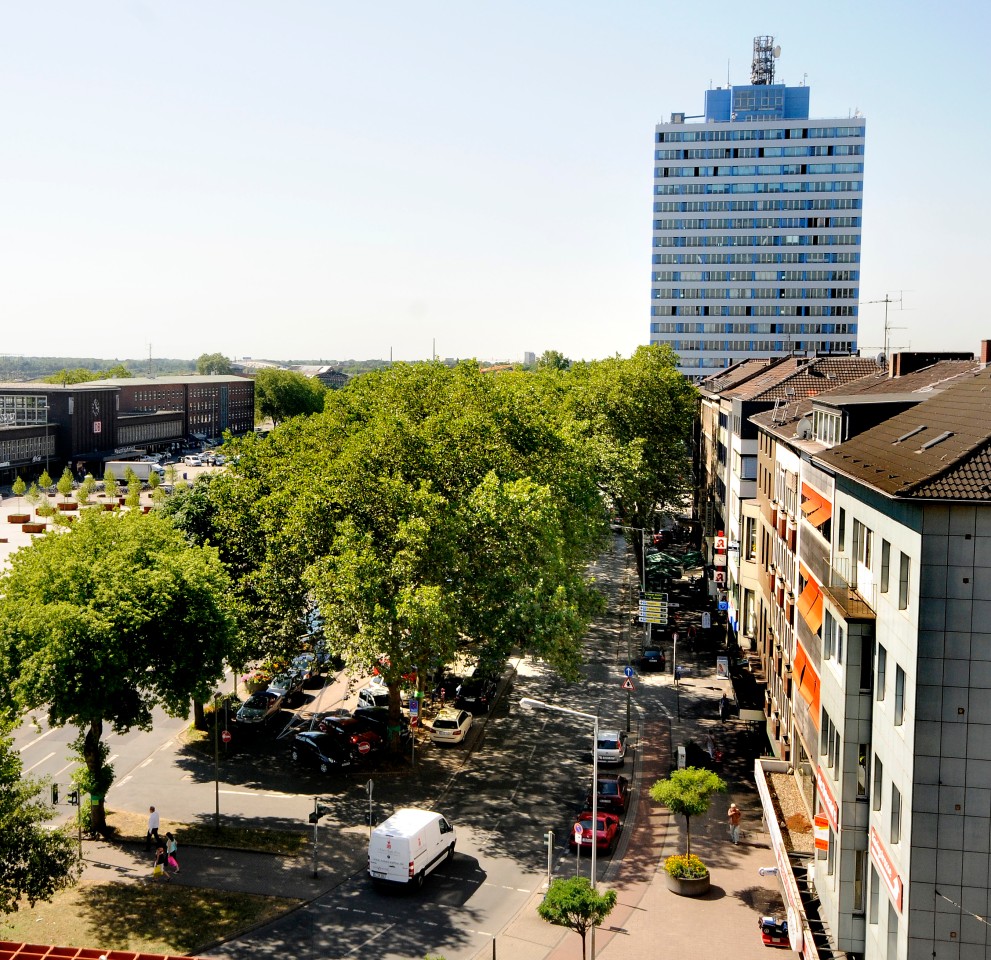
[751,35,780,86]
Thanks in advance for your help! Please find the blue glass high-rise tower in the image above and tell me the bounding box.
[650,38,866,378]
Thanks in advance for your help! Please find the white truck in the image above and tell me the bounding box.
[367,808,456,888]
[103,460,163,482]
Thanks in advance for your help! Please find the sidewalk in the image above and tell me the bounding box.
[485,667,785,960]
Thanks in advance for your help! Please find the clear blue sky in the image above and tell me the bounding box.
[1,1,987,364]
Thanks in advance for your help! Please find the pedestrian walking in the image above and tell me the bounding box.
[152,845,171,881]
[165,832,180,874]
[728,802,742,844]
[146,805,160,850]
[719,693,730,722]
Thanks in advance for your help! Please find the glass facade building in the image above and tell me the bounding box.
[650,82,866,377]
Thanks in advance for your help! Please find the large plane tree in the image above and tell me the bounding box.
[0,510,236,833]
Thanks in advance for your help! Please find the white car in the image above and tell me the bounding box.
[430,708,472,745]
[183,455,203,466]
[596,730,628,765]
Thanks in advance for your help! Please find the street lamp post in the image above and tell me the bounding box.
[520,697,600,955]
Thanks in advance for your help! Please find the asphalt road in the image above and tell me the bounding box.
[14,533,675,960]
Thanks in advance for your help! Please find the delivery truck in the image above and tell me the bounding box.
[103,460,163,482]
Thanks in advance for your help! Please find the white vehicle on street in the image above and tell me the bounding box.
[596,729,628,765]
[430,708,472,745]
[368,808,456,888]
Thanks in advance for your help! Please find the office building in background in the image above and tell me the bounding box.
[650,37,866,378]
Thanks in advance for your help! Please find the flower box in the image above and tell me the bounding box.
[7,514,29,524]
[57,502,79,511]
[103,503,117,511]
[22,522,46,534]
[664,872,711,897]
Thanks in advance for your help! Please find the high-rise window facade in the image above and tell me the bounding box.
[650,74,865,377]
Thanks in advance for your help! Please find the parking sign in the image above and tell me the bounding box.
[409,698,419,717]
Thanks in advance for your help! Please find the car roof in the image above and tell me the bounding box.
[599,729,623,738]
[436,708,466,720]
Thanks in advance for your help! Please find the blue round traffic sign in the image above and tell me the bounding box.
[624,665,635,678]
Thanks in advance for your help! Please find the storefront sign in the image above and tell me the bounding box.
[814,815,829,852]
[870,826,903,912]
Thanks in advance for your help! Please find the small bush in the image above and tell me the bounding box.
[664,853,709,879]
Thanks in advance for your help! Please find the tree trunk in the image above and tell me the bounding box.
[83,718,107,833]
[193,699,206,730]
[685,815,692,857]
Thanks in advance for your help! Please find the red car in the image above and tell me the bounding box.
[568,810,621,852]
[585,774,631,814]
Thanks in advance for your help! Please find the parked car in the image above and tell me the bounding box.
[235,689,284,726]
[352,707,413,749]
[568,810,621,852]
[357,684,391,711]
[455,674,498,713]
[317,716,384,760]
[639,648,666,671]
[290,731,354,774]
[268,672,304,699]
[430,708,472,745]
[430,671,462,704]
[183,455,203,467]
[595,730,628,766]
[585,774,631,814]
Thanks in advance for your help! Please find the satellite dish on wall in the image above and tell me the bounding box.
[773,45,781,58]
[797,417,812,440]
[875,352,886,368]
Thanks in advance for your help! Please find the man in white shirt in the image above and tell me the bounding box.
[146,805,160,850]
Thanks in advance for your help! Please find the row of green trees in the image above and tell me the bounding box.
[0,345,695,912]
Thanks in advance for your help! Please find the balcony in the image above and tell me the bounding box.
[801,550,876,622]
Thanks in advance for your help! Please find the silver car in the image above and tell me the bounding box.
[596,730,628,765]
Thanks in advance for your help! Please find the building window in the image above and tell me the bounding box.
[836,625,844,664]
[887,902,898,957]
[869,866,880,923]
[854,850,868,914]
[891,784,902,843]
[898,552,910,609]
[880,539,890,593]
[854,518,873,568]
[877,644,887,701]
[872,754,883,810]
[895,665,905,726]
[823,610,834,659]
[838,507,846,551]
[827,826,836,876]
[860,636,874,692]
[833,731,841,774]
[857,745,869,798]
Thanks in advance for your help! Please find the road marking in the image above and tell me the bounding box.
[18,728,55,752]
[54,762,75,776]
[346,922,396,954]
[116,775,133,787]
[23,751,55,773]
[218,789,299,799]
[139,757,154,768]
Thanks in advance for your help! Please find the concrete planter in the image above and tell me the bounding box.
[664,872,711,897]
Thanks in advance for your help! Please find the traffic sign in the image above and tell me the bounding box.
[573,822,584,842]
[622,678,635,691]
[624,665,635,678]
[409,717,418,728]
[221,729,232,744]
[408,698,419,717]
[701,612,712,629]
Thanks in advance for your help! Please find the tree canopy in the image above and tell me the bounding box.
[196,352,234,375]
[0,510,236,831]
[537,877,617,960]
[0,718,80,916]
[649,766,726,857]
[253,368,327,425]
[41,363,131,384]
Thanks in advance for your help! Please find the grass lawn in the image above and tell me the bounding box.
[1,881,301,956]
[106,808,307,856]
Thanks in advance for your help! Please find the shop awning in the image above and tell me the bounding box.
[792,641,821,727]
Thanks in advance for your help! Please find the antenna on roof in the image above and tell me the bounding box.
[751,35,777,85]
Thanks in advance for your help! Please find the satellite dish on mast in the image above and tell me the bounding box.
[773,45,782,58]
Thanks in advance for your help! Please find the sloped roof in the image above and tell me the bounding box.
[813,358,983,403]
[815,369,991,499]
[724,356,879,402]
[698,358,774,394]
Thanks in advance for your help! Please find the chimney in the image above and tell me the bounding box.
[982,340,991,367]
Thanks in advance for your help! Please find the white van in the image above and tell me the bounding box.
[367,808,456,888]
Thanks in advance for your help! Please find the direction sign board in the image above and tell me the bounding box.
[624,665,635,679]
[638,591,669,625]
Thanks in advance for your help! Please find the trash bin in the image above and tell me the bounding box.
[183,472,187,480]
